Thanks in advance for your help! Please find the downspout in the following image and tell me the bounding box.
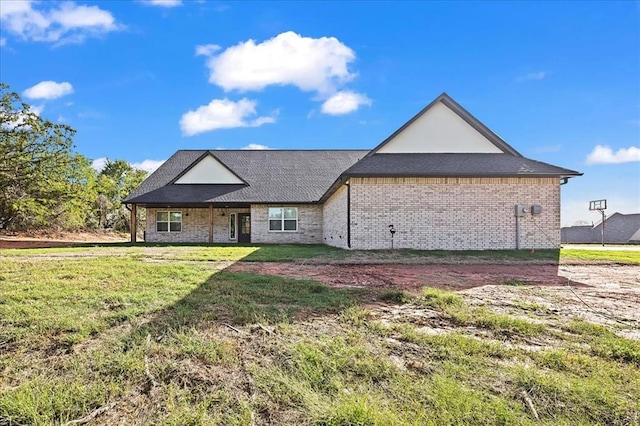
[346,182,351,249]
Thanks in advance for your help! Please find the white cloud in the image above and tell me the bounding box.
[23,81,74,100]
[131,159,165,173]
[179,98,275,136]
[0,103,44,130]
[0,1,120,45]
[321,91,371,115]
[29,104,45,116]
[586,145,640,164]
[517,71,547,82]
[201,31,357,95]
[91,157,108,172]
[0,37,6,47]
[242,143,270,150]
[195,43,220,56]
[140,0,182,7]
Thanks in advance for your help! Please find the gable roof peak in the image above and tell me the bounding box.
[171,151,246,185]
[368,92,523,157]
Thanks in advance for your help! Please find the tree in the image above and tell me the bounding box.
[95,159,147,231]
[0,83,85,230]
[1,83,148,232]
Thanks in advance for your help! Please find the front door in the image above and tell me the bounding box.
[238,213,251,243]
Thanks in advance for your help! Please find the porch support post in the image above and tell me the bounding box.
[208,204,214,243]
[130,204,137,243]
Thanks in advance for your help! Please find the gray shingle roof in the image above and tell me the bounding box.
[561,226,595,244]
[343,153,582,177]
[125,150,368,205]
[561,213,640,244]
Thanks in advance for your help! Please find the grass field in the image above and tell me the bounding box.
[1,245,638,425]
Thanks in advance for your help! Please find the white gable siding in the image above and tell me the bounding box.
[175,155,244,184]
[377,102,504,154]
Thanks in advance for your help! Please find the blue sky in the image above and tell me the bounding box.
[1,0,638,225]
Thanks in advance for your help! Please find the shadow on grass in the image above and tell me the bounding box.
[125,269,369,347]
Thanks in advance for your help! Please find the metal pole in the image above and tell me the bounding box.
[130,204,137,243]
[515,215,520,250]
[601,210,605,247]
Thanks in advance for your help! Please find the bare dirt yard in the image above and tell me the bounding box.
[228,261,640,339]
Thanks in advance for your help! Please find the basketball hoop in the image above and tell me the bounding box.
[589,199,607,246]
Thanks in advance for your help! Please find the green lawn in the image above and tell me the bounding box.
[4,243,639,264]
[0,246,638,425]
[560,248,640,264]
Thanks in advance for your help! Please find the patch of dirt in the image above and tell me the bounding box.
[463,283,640,339]
[227,262,586,291]
[0,230,127,249]
[227,262,640,339]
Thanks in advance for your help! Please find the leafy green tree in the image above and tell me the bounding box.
[95,159,147,231]
[0,82,88,230]
[55,154,100,229]
[1,83,148,232]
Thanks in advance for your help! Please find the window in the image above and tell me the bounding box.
[156,211,182,232]
[229,213,236,239]
[268,207,298,232]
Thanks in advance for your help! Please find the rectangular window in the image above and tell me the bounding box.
[156,211,182,232]
[229,213,236,239]
[268,207,298,232]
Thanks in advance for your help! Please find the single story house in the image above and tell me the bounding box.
[562,213,640,244]
[125,93,581,250]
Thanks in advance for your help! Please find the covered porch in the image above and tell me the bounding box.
[128,203,251,244]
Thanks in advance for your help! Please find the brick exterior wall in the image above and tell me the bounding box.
[143,177,562,250]
[250,204,323,244]
[322,184,349,248]
[349,177,561,250]
[145,207,209,243]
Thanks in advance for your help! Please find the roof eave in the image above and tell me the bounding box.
[342,172,582,179]
[318,174,350,203]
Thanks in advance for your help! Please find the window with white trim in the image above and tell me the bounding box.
[268,207,298,231]
[156,211,182,232]
[229,213,236,239]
